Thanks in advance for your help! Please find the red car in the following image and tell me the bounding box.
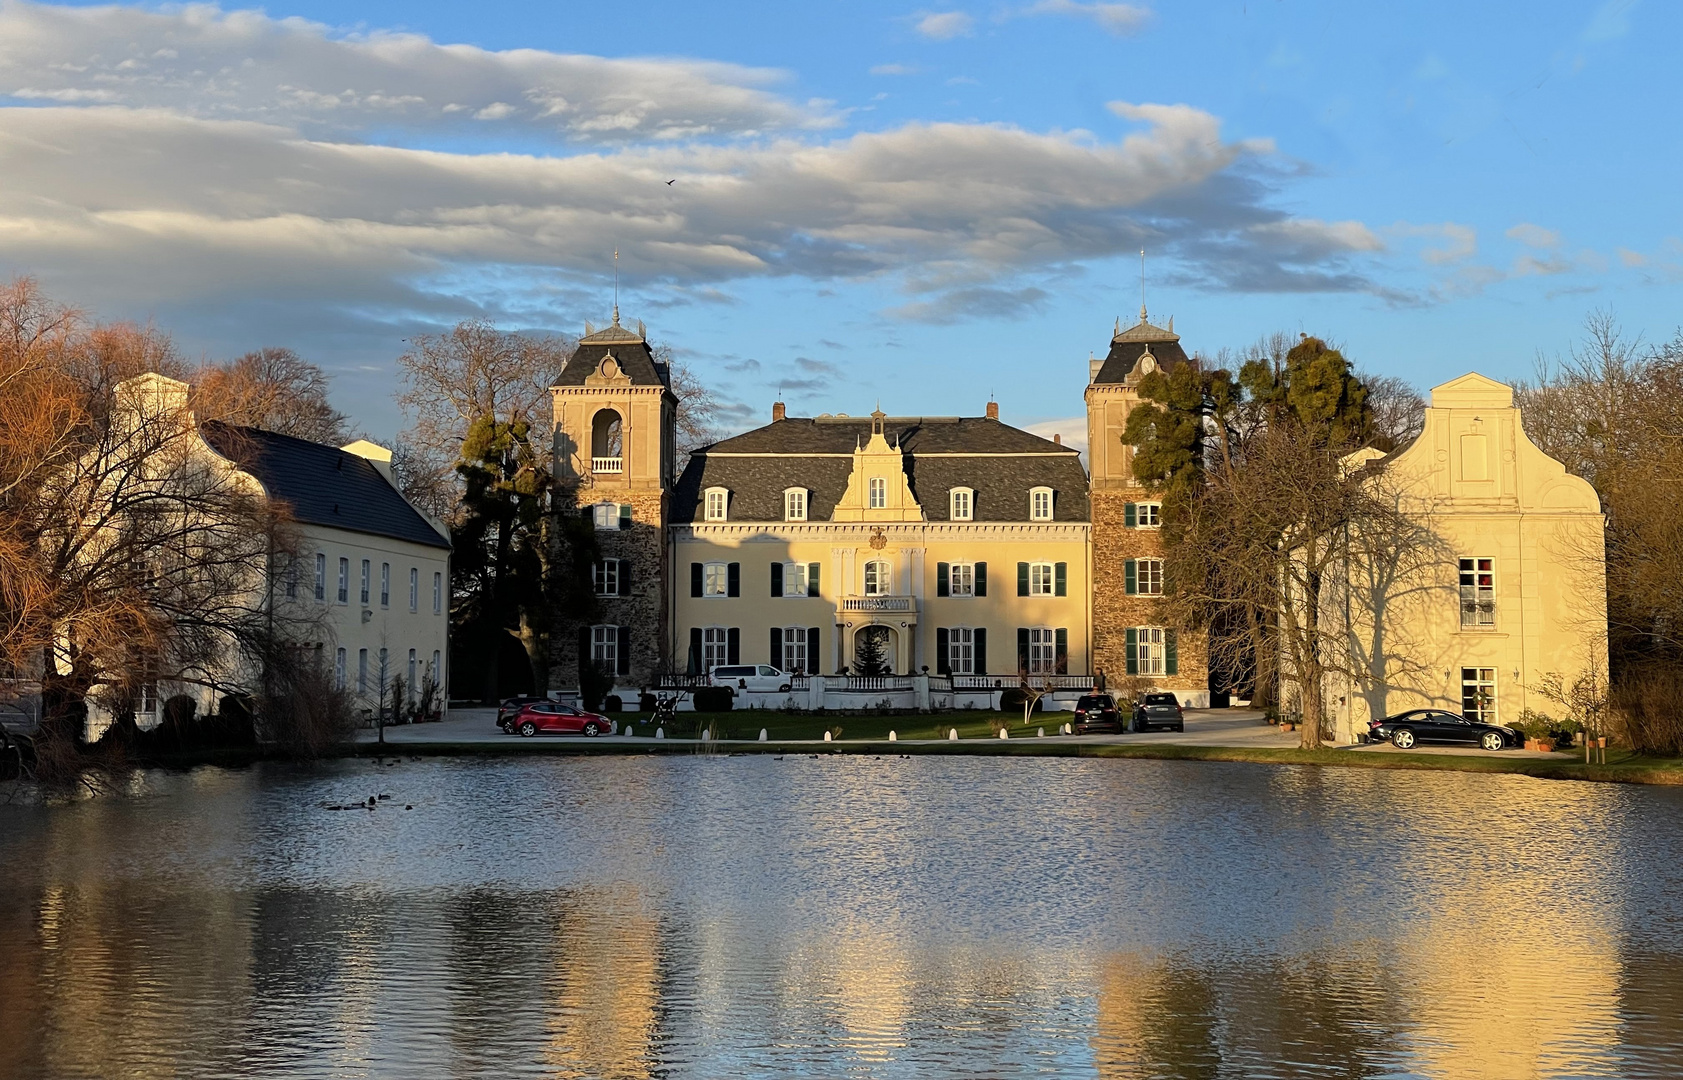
[507,700,616,737]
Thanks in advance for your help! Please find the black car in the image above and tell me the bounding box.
[496,696,551,731]
[1133,692,1184,732]
[1369,709,1519,751]
[1072,694,1124,733]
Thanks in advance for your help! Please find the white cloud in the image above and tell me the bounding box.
[1392,222,1477,264]
[0,1,823,141]
[1617,247,1646,267]
[1506,222,1561,248]
[870,63,921,76]
[1024,1,1153,36]
[1583,0,1640,42]
[1021,416,1087,458]
[915,11,975,39]
[1246,218,1384,255]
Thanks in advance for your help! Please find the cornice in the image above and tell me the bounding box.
[673,521,1090,542]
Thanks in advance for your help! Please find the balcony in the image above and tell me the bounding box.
[591,456,623,474]
[839,595,916,614]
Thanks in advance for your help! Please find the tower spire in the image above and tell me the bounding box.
[1139,248,1147,324]
[612,248,620,325]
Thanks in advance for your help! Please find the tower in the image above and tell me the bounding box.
[549,312,677,697]
[1085,309,1211,704]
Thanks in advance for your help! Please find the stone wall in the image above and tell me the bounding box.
[549,488,668,695]
[1090,489,1209,700]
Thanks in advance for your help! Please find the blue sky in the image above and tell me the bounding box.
[0,0,1675,443]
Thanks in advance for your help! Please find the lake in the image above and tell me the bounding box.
[2,754,1682,1078]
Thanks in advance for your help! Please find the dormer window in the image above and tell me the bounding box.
[1030,487,1054,521]
[704,487,729,522]
[950,488,974,521]
[869,477,887,509]
[784,488,808,522]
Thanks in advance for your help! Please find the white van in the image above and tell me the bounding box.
[708,665,792,692]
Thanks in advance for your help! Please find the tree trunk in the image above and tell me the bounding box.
[1299,568,1325,749]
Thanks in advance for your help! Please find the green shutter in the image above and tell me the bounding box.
[619,559,632,597]
[936,628,950,675]
[688,627,702,673]
[1125,627,1138,676]
[727,562,740,597]
[1055,628,1068,674]
[936,562,949,597]
[617,626,631,676]
[771,562,783,596]
[807,627,820,671]
[1165,629,1178,676]
[771,627,782,667]
[1054,562,1067,597]
[1017,562,1029,597]
[1125,559,1137,595]
[1017,628,1030,673]
[1124,502,1137,528]
[726,627,740,665]
[974,628,987,674]
[690,562,702,597]
[975,562,987,597]
[808,563,821,597]
[618,504,632,530]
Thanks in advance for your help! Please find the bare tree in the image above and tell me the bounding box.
[191,348,351,445]
[653,343,722,469]
[1360,372,1426,451]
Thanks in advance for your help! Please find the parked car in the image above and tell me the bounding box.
[708,664,792,692]
[1072,694,1124,734]
[1133,692,1185,732]
[1368,709,1518,751]
[496,695,551,731]
[507,700,616,738]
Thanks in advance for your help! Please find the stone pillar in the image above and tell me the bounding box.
[809,673,826,711]
[914,673,930,712]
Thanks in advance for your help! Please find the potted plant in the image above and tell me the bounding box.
[1515,709,1555,752]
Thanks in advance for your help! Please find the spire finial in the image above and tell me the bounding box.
[612,248,620,325]
[1139,248,1147,324]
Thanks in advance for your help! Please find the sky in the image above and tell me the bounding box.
[0,0,1677,445]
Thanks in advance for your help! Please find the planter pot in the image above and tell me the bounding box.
[1525,739,1555,752]
[1280,723,1295,733]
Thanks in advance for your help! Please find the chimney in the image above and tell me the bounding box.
[1053,433,1062,445]
[986,401,999,420]
[772,401,786,422]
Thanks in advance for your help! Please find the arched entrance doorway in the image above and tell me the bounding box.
[852,624,896,675]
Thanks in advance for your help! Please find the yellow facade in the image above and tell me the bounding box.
[1318,372,1607,742]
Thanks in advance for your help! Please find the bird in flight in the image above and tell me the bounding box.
[665,178,677,185]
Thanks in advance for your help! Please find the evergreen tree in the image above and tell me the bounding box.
[854,628,889,676]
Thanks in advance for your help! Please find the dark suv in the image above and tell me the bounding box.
[1133,692,1185,733]
[1072,694,1124,733]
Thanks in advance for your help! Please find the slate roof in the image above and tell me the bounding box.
[201,422,450,550]
[1092,316,1193,385]
[672,416,1089,524]
[551,318,671,388]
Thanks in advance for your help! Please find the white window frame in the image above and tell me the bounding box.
[784,488,808,522]
[1135,627,1166,676]
[360,559,371,605]
[1136,502,1162,528]
[594,559,620,597]
[1462,667,1498,723]
[407,649,417,698]
[783,561,809,597]
[869,476,887,509]
[703,562,729,598]
[430,650,441,688]
[1030,486,1054,521]
[433,572,443,614]
[591,502,619,530]
[380,562,390,607]
[1137,558,1164,596]
[315,553,326,601]
[337,558,349,604]
[1028,561,1055,596]
[591,625,618,671]
[950,488,973,521]
[948,626,975,674]
[1028,627,1056,674]
[782,627,808,674]
[409,567,419,612]
[284,560,298,600]
[702,626,729,670]
[949,561,975,597]
[335,647,346,689]
[1459,557,1496,629]
[704,487,730,522]
[863,559,892,596]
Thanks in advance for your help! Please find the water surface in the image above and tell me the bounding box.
[2,754,1681,1078]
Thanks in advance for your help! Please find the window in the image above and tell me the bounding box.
[337,558,349,604]
[1028,562,1055,596]
[950,488,973,521]
[408,568,419,611]
[783,562,808,597]
[703,627,730,670]
[137,681,159,720]
[949,561,974,597]
[360,559,371,605]
[1133,627,1166,675]
[592,502,617,529]
[335,648,346,689]
[592,625,619,669]
[704,488,729,522]
[380,563,390,607]
[433,572,443,614]
[378,648,388,689]
[1030,487,1054,521]
[1459,558,1495,628]
[358,649,368,694]
[863,559,892,596]
[869,477,887,509]
[948,627,975,674]
[284,560,298,600]
[703,562,729,597]
[430,651,441,688]
[1462,667,1497,723]
[1028,627,1057,674]
[1127,502,1162,528]
[315,553,326,601]
[1130,558,1163,596]
[594,560,620,596]
[784,488,808,522]
[408,650,417,697]
[782,627,807,674]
